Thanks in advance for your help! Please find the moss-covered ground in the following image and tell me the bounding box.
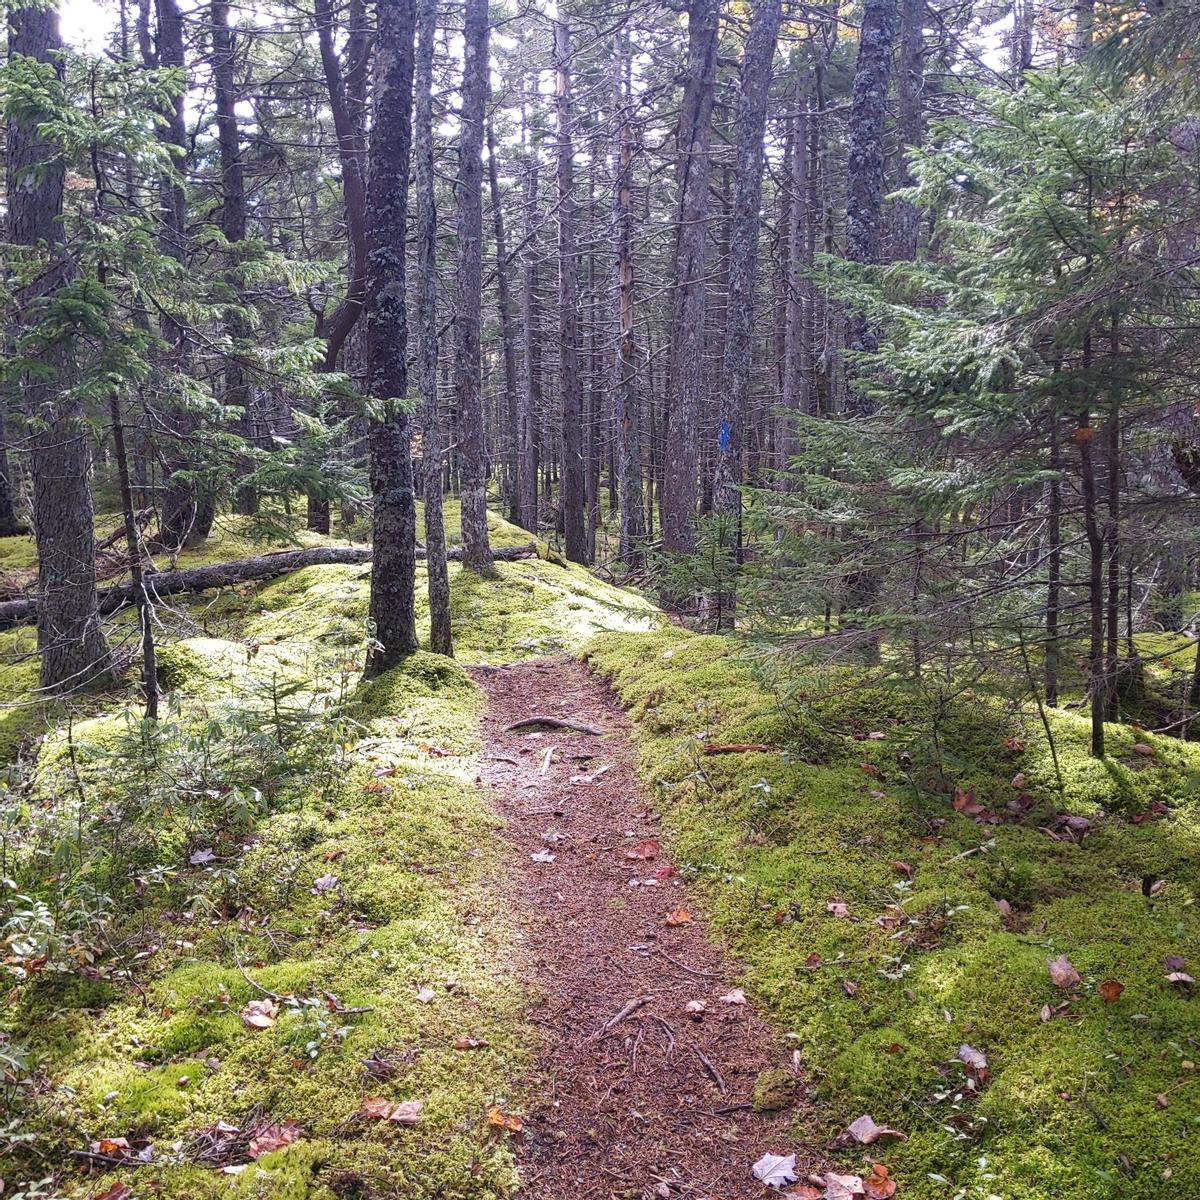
[585,627,1200,1200]
[0,508,658,1200]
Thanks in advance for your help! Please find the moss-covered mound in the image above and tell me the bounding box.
[586,626,1200,1200]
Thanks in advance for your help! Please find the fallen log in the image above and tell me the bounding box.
[700,743,778,756]
[0,542,539,630]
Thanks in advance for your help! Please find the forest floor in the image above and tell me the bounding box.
[3,506,1200,1200]
[473,656,816,1198]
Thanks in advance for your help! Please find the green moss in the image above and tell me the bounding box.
[587,627,1200,1200]
[753,1067,798,1111]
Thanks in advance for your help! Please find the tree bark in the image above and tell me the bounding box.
[414,0,452,656]
[362,0,419,679]
[517,97,542,535]
[610,31,646,568]
[845,0,898,415]
[454,0,493,573]
[713,0,781,616]
[891,0,924,261]
[6,1,113,693]
[662,0,720,561]
[554,21,588,564]
[211,0,257,517]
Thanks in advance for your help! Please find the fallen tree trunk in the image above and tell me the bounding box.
[0,542,539,630]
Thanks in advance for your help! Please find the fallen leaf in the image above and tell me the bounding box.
[241,998,278,1030]
[1047,954,1080,989]
[1010,772,1026,789]
[189,847,216,865]
[486,1106,523,1133]
[751,1151,799,1188]
[665,908,692,927]
[1166,971,1195,986]
[719,988,747,1005]
[92,1136,132,1158]
[453,1037,487,1050]
[1156,1093,1170,1109]
[1165,955,1187,972]
[1098,979,1125,1003]
[863,1163,897,1200]
[311,873,338,893]
[624,839,659,861]
[1039,1003,1053,1021]
[845,1114,907,1145]
[94,1186,133,1200]
[530,849,556,864]
[784,1187,823,1200]
[247,1121,301,1158]
[362,1096,423,1124]
[415,985,436,1004]
[685,999,707,1019]
[888,860,914,880]
[958,1043,989,1083]
[841,979,859,996]
[823,1173,866,1200]
[362,1050,399,1079]
[654,864,676,879]
[1132,742,1155,756]
[804,952,822,970]
[994,898,1013,917]
[826,899,851,918]
[952,789,984,815]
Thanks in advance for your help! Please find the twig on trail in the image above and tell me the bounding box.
[650,1014,677,1061]
[540,745,556,775]
[711,1102,753,1115]
[693,1046,727,1094]
[521,806,566,816]
[571,762,614,784]
[652,949,722,979]
[588,994,653,1042]
[486,754,522,766]
[71,1149,135,1168]
[506,715,606,736]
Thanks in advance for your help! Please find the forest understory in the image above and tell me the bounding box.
[2,505,1198,1200]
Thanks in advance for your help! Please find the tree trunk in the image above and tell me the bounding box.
[1079,339,1105,757]
[362,0,418,679]
[6,0,113,692]
[517,99,542,535]
[891,0,924,260]
[554,21,588,565]
[845,0,898,414]
[610,31,646,568]
[0,403,26,536]
[486,118,522,542]
[662,0,720,561]
[211,0,257,517]
[1045,409,1062,706]
[454,0,493,573]
[415,0,452,656]
[712,0,781,596]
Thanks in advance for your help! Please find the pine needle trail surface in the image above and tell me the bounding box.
[473,655,812,1198]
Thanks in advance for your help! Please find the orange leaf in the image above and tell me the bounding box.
[247,1121,302,1159]
[664,908,692,927]
[1098,978,1125,1003]
[864,1163,898,1199]
[486,1106,523,1133]
[362,1096,423,1124]
[624,839,659,861]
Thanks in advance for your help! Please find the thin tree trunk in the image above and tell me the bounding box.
[555,21,588,564]
[486,118,521,539]
[517,99,542,535]
[892,0,924,260]
[610,30,645,567]
[1045,409,1062,706]
[454,0,493,572]
[1079,336,1105,757]
[415,0,452,656]
[662,0,720,562]
[362,0,418,679]
[713,0,781,609]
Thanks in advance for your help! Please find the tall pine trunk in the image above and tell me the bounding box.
[362,0,418,679]
[713,0,781,597]
[555,22,588,564]
[662,0,719,561]
[610,31,645,568]
[7,1,113,692]
[414,0,452,656]
[454,0,493,573]
[517,99,542,535]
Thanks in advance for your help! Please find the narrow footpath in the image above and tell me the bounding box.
[472,655,817,1199]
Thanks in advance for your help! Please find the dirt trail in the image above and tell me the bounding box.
[472,655,817,1199]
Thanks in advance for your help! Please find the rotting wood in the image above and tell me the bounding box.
[0,543,539,630]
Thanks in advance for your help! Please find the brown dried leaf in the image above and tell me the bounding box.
[1047,954,1081,989]
[247,1121,301,1159]
[719,988,747,1005]
[240,998,278,1030]
[362,1096,423,1124]
[453,1037,487,1050]
[845,1114,907,1145]
[863,1163,898,1200]
[486,1106,523,1133]
[825,899,851,918]
[1098,979,1125,1003]
[94,1187,134,1200]
[664,908,692,927]
[624,839,659,861]
[823,1173,867,1200]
